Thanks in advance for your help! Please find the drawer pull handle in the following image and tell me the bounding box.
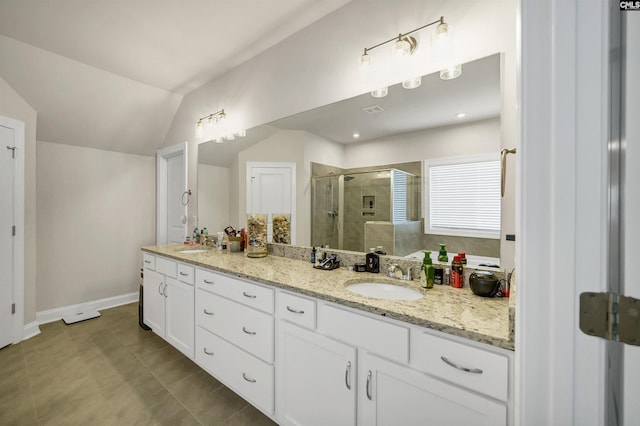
[204,279,215,285]
[179,272,189,276]
[345,361,352,390]
[203,348,214,356]
[242,373,256,383]
[144,260,152,264]
[203,309,214,316]
[242,327,256,335]
[366,370,372,400]
[440,356,483,374]
[286,306,305,314]
[242,291,257,299]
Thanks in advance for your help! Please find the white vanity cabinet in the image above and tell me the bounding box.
[142,254,195,358]
[194,268,275,416]
[276,292,511,426]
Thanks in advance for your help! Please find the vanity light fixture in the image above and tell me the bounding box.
[194,109,246,142]
[440,64,462,80]
[360,16,456,96]
[456,112,467,119]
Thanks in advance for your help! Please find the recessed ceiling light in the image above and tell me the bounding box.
[352,133,360,139]
[456,112,467,119]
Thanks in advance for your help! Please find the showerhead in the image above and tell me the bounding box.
[344,175,355,182]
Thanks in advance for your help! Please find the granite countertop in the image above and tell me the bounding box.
[142,244,514,351]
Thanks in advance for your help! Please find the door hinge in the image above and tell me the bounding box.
[580,292,640,346]
[11,303,15,314]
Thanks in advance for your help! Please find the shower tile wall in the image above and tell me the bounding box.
[343,173,391,252]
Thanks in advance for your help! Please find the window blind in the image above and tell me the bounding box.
[427,159,501,237]
[392,169,407,223]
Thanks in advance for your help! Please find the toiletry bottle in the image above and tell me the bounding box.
[311,247,317,264]
[365,248,379,273]
[438,243,449,262]
[458,252,467,265]
[451,256,464,288]
[420,251,435,289]
[444,268,450,285]
[193,227,199,243]
[434,266,444,284]
[375,246,386,255]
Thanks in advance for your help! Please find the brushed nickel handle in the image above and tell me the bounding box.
[203,348,214,356]
[345,361,352,390]
[144,260,152,264]
[204,279,215,284]
[179,272,189,276]
[501,147,516,197]
[242,291,256,299]
[242,373,256,383]
[440,356,483,374]
[366,370,372,400]
[286,306,305,314]
[242,327,256,335]
[158,282,163,295]
[203,309,214,316]
[162,284,167,298]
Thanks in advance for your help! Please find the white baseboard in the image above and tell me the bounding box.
[35,292,139,326]
[22,321,41,341]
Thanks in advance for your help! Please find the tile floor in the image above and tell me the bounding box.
[0,303,277,426]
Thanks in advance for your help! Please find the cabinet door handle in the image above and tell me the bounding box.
[242,373,256,383]
[179,272,189,276]
[242,291,256,299]
[162,284,168,298]
[204,279,215,285]
[158,282,164,295]
[203,309,214,316]
[366,370,372,400]
[144,260,152,264]
[345,361,352,390]
[242,326,256,335]
[286,306,304,314]
[203,348,214,356]
[440,356,483,374]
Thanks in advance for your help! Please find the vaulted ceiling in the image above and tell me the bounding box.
[0,0,351,155]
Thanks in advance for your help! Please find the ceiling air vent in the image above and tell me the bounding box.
[362,105,384,114]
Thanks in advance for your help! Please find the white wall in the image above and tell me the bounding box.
[36,141,155,311]
[0,75,37,325]
[343,117,500,167]
[197,164,230,234]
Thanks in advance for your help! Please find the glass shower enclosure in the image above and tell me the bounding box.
[311,169,419,253]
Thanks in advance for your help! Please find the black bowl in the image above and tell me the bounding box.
[469,271,500,297]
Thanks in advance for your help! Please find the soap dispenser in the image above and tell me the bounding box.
[437,243,449,262]
[365,248,379,273]
[420,251,435,289]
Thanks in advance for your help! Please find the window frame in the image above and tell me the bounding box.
[422,153,501,239]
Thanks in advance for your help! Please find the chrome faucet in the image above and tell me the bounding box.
[388,263,412,281]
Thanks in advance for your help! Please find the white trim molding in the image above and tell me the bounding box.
[35,292,139,327]
[156,142,189,245]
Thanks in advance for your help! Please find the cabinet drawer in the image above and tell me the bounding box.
[196,327,274,415]
[196,290,274,363]
[317,303,409,364]
[177,263,195,285]
[196,268,274,313]
[142,253,155,270]
[410,329,509,401]
[277,291,316,329]
[156,256,177,278]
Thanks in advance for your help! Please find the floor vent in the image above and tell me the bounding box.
[62,310,101,325]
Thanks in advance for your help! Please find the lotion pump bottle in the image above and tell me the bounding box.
[421,251,435,289]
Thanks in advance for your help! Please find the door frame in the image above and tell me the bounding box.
[0,115,25,344]
[246,162,297,245]
[518,0,609,424]
[157,142,188,245]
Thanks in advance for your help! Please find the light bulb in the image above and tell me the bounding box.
[440,64,462,80]
[235,129,246,137]
[360,52,371,67]
[225,133,235,141]
[215,137,223,144]
[370,87,388,98]
[393,38,411,56]
[402,76,422,89]
[195,121,203,139]
[435,22,449,41]
[456,112,467,119]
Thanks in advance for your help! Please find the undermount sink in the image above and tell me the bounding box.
[177,249,210,254]
[345,282,423,301]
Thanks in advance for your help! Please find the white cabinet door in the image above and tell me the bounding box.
[277,322,356,426]
[143,269,166,337]
[165,276,194,358]
[358,352,507,426]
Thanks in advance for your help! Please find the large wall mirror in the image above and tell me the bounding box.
[197,53,505,263]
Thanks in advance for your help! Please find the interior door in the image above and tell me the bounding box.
[156,142,188,245]
[0,124,15,348]
[246,162,296,243]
